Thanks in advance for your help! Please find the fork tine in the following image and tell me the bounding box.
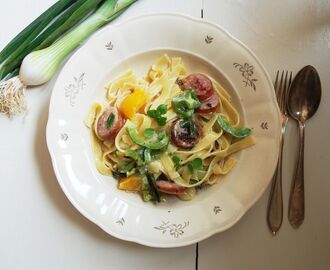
[278,71,284,108]
[274,70,293,114]
[284,71,293,113]
[281,71,288,111]
[288,71,293,89]
[274,70,279,94]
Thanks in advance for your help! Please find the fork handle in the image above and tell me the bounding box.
[288,121,305,228]
[267,134,284,235]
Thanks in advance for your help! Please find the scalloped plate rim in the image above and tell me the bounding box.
[46,13,280,248]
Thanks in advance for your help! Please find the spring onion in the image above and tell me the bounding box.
[20,0,136,85]
[0,0,75,66]
[0,0,137,117]
[0,0,105,80]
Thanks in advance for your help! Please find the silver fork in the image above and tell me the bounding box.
[267,71,292,235]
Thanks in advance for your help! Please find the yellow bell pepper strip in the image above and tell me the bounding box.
[119,88,148,119]
[118,175,142,191]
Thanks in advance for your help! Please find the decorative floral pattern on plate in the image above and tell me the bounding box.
[233,63,258,91]
[213,206,222,214]
[60,133,68,141]
[105,41,114,50]
[116,217,125,226]
[154,221,189,238]
[65,73,86,107]
[205,35,213,44]
[260,122,269,130]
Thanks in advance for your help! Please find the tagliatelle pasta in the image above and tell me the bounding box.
[85,54,255,202]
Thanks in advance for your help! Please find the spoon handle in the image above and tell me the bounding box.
[288,121,305,228]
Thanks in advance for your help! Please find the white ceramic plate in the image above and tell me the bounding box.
[46,14,280,248]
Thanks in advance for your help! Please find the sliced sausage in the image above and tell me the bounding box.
[184,73,214,101]
[96,107,126,141]
[196,91,220,114]
[156,180,186,195]
[170,118,202,149]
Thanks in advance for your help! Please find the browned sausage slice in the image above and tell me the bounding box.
[196,91,220,114]
[96,107,126,141]
[184,73,214,101]
[156,180,186,195]
[170,119,202,149]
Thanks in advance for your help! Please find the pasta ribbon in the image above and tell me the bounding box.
[85,54,256,201]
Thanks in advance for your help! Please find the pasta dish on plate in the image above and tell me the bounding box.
[85,55,255,202]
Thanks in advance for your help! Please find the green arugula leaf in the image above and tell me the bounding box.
[172,156,181,170]
[188,158,203,173]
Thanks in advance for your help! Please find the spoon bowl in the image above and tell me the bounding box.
[287,65,321,228]
[288,65,321,123]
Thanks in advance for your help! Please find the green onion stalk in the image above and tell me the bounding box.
[0,0,75,66]
[0,0,137,117]
[0,0,106,80]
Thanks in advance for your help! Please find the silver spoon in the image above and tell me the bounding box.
[287,65,321,228]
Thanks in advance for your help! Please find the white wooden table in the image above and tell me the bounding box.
[1,1,330,269]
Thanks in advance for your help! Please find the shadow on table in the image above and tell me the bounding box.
[33,84,142,250]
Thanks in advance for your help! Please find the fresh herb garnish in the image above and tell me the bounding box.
[172,90,201,118]
[188,158,203,173]
[172,156,181,170]
[217,116,252,138]
[180,119,197,136]
[143,128,155,138]
[106,112,115,129]
[157,104,167,114]
[147,104,168,126]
